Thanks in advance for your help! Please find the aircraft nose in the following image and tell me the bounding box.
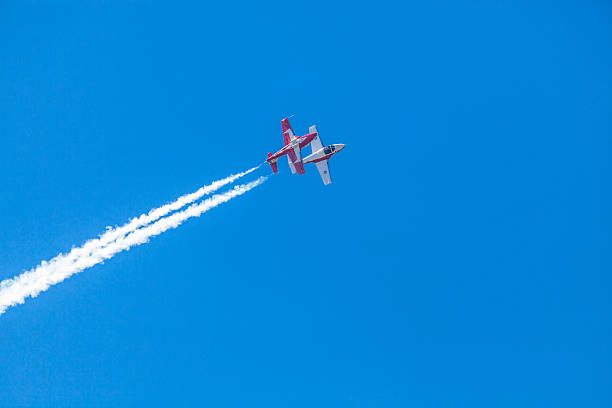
[337,143,346,151]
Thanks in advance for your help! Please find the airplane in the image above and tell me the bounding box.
[302,126,345,185]
[266,117,318,175]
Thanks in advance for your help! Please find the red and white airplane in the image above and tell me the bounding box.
[303,125,345,185]
[266,118,318,175]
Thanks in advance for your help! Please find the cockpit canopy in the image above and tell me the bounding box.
[324,145,336,155]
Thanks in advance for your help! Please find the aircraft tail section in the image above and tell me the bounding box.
[267,152,278,173]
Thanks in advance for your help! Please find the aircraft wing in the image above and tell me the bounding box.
[315,159,332,185]
[309,125,323,153]
[287,145,305,175]
[287,155,296,174]
[282,118,295,145]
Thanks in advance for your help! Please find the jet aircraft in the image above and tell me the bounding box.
[302,126,345,185]
[266,118,317,175]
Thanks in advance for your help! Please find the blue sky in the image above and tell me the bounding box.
[0,1,610,406]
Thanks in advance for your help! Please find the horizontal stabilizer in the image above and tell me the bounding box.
[267,152,278,173]
[270,161,278,173]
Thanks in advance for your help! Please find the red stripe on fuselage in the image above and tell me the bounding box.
[267,133,316,162]
[311,152,335,163]
[267,145,291,161]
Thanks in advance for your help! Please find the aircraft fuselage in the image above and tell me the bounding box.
[267,132,317,162]
[303,143,346,164]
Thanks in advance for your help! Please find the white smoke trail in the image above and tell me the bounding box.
[0,176,266,315]
[53,165,260,267]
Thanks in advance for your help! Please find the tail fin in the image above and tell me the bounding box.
[267,152,278,173]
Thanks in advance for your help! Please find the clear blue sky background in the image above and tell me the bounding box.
[0,1,610,406]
